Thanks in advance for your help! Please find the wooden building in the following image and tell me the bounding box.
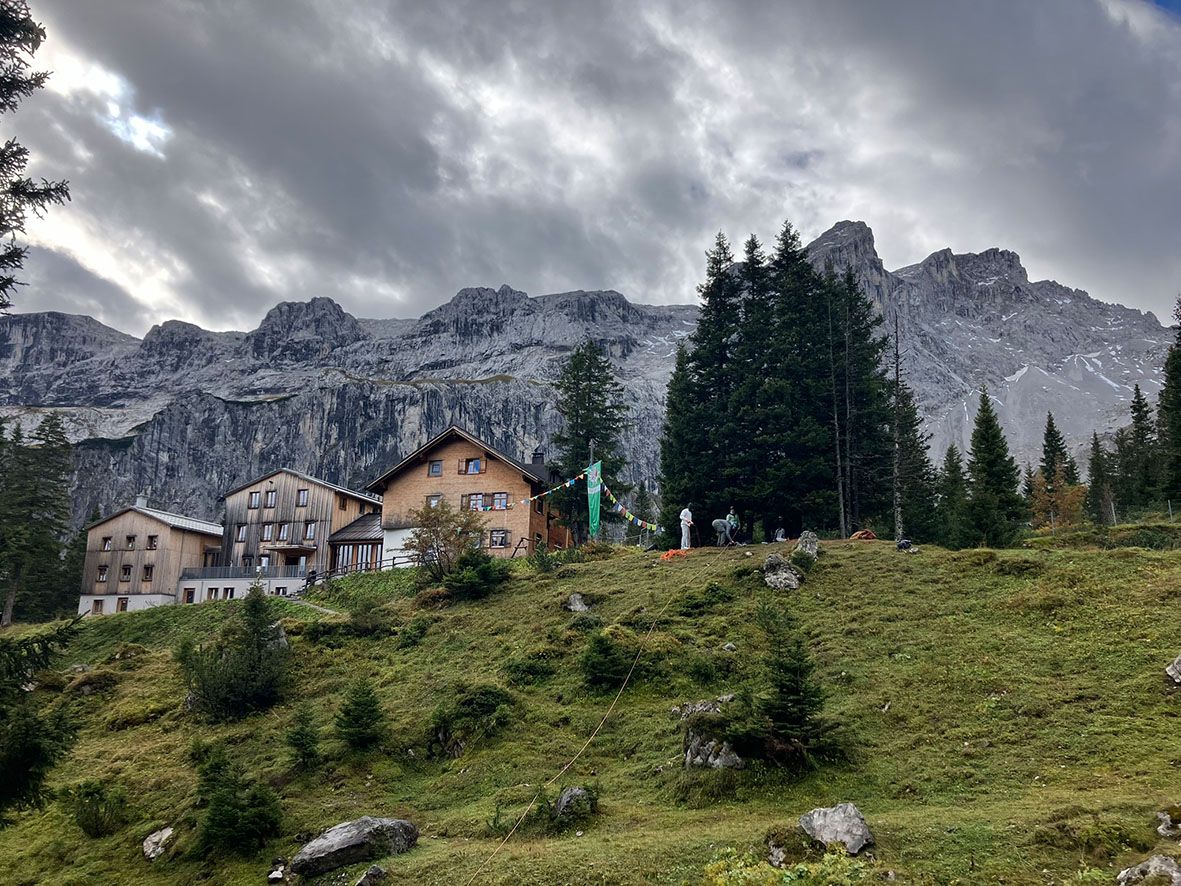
[362,425,566,561]
[77,497,222,616]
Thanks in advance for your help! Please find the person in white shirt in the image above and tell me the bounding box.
[679,503,693,550]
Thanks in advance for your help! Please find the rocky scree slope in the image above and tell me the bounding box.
[0,222,1165,525]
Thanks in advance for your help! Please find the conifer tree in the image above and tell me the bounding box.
[285,703,321,770]
[0,0,70,311]
[657,343,698,547]
[1158,297,1181,502]
[890,376,939,542]
[1127,383,1157,505]
[1021,464,1037,504]
[755,602,829,769]
[1085,433,1115,525]
[549,340,628,543]
[966,389,1026,546]
[335,678,385,750]
[935,444,970,549]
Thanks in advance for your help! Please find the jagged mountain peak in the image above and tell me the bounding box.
[246,296,366,359]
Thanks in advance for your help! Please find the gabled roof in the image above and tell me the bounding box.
[220,468,381,504]
[329,512,383,543]
[87,506,223,537]
[366,425,547,492]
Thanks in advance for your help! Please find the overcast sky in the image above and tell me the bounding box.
[8,0,1181,336]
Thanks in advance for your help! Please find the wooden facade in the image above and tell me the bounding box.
[366,426,567,558]
[77,505,222,616]
[219,469,381,578]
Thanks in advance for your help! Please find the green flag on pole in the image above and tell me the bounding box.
[586,460,602,540]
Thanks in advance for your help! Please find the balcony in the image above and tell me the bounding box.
[179,565,307,580]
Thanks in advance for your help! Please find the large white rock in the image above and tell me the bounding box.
[141,826,174,861]
[1166,653,1181,685]
[798,803,874,855]
[290,817,418,876]
[1118,855,1181,885]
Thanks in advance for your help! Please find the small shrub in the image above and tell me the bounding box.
[502,649,557,686]
[335,679,386,751]
[789,549,817,574]
[487,784,600,836]
[442,548,511,601]
[347,599,395,637]
[192,743,281,854]
[395,615,434,649]
[428,683,515,758]
[285,703,321,769]
[176,582,288,722]
[527,547,559,574]
[61,780,128,837]
[569,613,602,632]
[414,587,452,609]
[686,653,720,686]
[703,848,875,885]
[676,581,735,617]
[579,627,638,691]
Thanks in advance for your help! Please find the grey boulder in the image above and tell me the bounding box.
[355,864,388,886]
[794,530,820,559]
[563,592,590,613]
[141,826,174,861]
[763,553,801,591]
[799,803,874,855]
[1118,855,1181,885]
[1159,807,1181,839]
[554,786,594,819]
[290,817,418,876]
[1167,653,1181,685]
[675,694,744,770]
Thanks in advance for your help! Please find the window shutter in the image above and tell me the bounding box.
[458,459,464,474]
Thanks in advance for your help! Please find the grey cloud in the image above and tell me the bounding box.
[5,0,1180,335]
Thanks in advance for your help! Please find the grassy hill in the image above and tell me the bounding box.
[2,540,1180,884]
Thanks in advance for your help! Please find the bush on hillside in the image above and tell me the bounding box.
[487,784,600,837]
[285,703,321,769]
[335,678,386,751]
[501,647,558,686]
[702,848,875,885]
[176,582,288,721]
[405,501,491,581]
[60,779,129,837]
[579,627,638,691]
[395,614,434,649]
[442,548,511,601]
[428,683,515,758]
[191,742,281,854]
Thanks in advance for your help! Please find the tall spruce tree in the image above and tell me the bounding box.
[657,342,697,547]
[550,340,628,543]
[0,0,70,311]
[966,389,1026,546]
[1039,412,1079,491]
[1127,383,1157,506]
[890,379,939,542]
[935,444,970,549]
[1158,297,1181,502]
[1085,433,1114,524]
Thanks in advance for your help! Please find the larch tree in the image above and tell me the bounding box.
[550,340,628,543]
[0,0,70,311]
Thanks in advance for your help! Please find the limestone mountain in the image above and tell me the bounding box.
[0,222,1166,524]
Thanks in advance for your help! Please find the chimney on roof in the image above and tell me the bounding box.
[531,447,545,466]
[135,494,149,509]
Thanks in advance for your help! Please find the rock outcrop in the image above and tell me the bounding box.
[1117,855,1181,885]
[141,826,173,860]
[674,694,744,770]
[0,222,1166,525]
[1167,653,1181,686]
[762,552,802,591]
[798,803,874,855]
[290,817,418,876]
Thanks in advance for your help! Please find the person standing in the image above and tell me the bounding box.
[679,503,694,550]
[726,506,740,544]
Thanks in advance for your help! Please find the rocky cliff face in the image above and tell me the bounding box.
[0,223,1166,525]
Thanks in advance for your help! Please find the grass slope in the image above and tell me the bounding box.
[2,542,1180,885]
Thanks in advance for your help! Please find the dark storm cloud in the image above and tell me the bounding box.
[8,0,1181,334]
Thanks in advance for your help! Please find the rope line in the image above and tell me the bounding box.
[463,542,738,884]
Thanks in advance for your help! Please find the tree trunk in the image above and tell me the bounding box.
[2,583,16,627]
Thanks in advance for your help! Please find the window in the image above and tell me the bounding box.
[304,521,316,541]
[142,565,153,582]
[428,459,443,477]
[226,587,236,600]
[184,588,195,604]
[490,529,509,548]
[97,565,109,583]
[492,492,508,510]
[462,457,482,474]
[101,536,112,551]
[463,493,484,511]
[338,495,347,510]
[278,523,290,541]
[248,491,261,509]
[426,494,442,508]
[535,498,543,514]
[207,588,217,601]
[236,524,247,542]
[91,599,104,615]
[296,488,309,507]
[264,489,277,508]
[243,556,253,571]
[275,586,288,597]
[261,522,274,541]
[120,565,132,582]
[117,597,129,612]
[259,555,270,568]
[126,535,136,550]
[147,534,159,550]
